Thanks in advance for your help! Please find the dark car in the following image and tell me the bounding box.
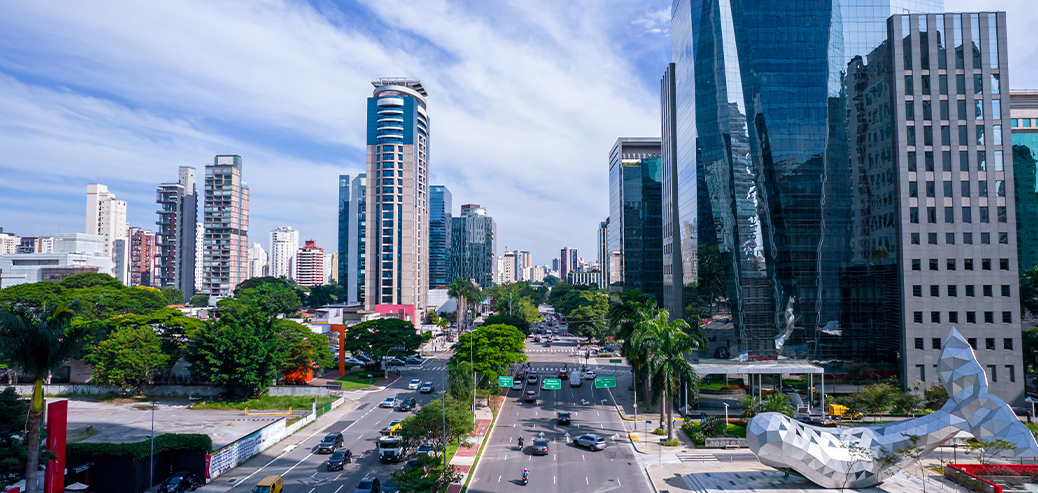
[354,476,381,493]
[527,373,538,384]
[532,438,549,455]
[557,411,571,425]
[558,370,569,379]
[382,477,400,493]
[159,472,201,493]
[525,391,537,402]
[318,432,344,453]
[574,433,608,451]
[327,449,353,471]
[398,397,417,412]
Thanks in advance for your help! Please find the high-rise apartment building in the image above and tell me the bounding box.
[608,138,663,303]
[501,251,516,284]
[364,78,430,314]
[16,237,53,254]
[429,185,452,288]
[1010,91,1038,271]
[269,226,299,279]
[129,228,156,287]
[86,183,128,283]
[450,204,497,287]
[0,229,19,255]
[194,221,203,293]
[156,167,198,300]
[248,242,268,279]
[559,247,577,282]
[202,155,249,297]
[338,174,367,304]
[295,240,324,287]
[598,219,609,289]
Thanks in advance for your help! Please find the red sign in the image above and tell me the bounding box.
[44,400,67,493]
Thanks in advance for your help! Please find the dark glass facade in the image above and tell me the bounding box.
[608,138,664,304]
[428,185,452,289]
[449,206,496,288]
[338,173,366,304]
[1011,97,1038,271]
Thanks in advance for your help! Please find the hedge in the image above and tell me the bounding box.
[67,434,213,460]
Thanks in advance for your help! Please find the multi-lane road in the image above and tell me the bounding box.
[218,327,649,493]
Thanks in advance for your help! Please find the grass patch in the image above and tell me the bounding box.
[725,423,747,439]
[336,370,387,390]
[48,392,122,401]
[191,394,335,411]
[1026,422,1038,433]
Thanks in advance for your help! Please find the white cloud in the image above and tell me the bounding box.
[946,0,1038,88]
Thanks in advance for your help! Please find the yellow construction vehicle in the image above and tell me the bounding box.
[827,403,863,420]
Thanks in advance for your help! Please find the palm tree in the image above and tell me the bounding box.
[0,303,91,493]
[448,278,482,333]
[632,310,699,440]
[607,289,657,359]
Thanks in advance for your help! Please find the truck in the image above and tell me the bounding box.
[378,435,403,463]
[826,403,863,420]
[569,373,582,387]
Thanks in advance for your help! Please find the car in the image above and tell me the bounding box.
[420,381,434,393]
[381,396,400,408]
[354,476,381,493]
[574,433,608,451]
[406,356,423,365]
[381,477,400,493]
[407,378,422,390]
[525,391,537,402]
[512,379,524,390]
[397,397,417,412]
[527,373,538,384]
[416,443,437,456]
[327,449,353,471]
[584,371,596,380]
[554,328,559,334]
[382,419,404,434]
[158,471,201,492]
[532,438,549,455]
[318,432,344,453]
[558,370,569,379]
[557,411,571,425]
[403,458,420,472]
[384,358,405,367]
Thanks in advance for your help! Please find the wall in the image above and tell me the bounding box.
[2,384,224,397]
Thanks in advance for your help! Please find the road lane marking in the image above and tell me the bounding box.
[618,478,621,486]
[554,476,557,484]
[586,477,589,485]
[582,454,585,461]
[334,486,343,493]
[498,475,501,482]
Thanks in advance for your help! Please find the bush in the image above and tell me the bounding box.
[720,385,742,390]
[664,438,680,446]
[652,428,666,436]
[682,422,705,446]
[700,415,727,437]
[924,383,949,410]
[68,434,212,460]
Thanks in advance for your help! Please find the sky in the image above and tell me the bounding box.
[0,0,1033,268]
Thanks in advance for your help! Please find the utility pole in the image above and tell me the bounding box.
[149,402,155,488]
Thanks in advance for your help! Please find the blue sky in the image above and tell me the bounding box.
[0,0,1033,268]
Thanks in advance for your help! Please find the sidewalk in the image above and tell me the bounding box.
[445,404,495,493]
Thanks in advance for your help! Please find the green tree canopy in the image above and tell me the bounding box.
[160,286,184,305]
[233,276,292,294]
[234,282,302,316]
[188,294,210,307]
[101,307,204,372]
[542,275,560,287]
[276,319,333,373]
[342,318,424,362]
[86,324,169,394]
[305,285,342,308]
[449,324,528,390]
[59,273,123,289]
[186,303,285,396]
[398,394,473,453]
[482,313,530,332]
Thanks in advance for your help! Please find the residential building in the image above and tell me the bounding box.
[608,138,664,303]
[0,229,18,255]
[551,258,560,272]
[17,237,53,254]
[269,226,299,279]
[86,183,128,282]
[1010,91,1038,271]
[129,228,156,287]
[598,220,609,289]
[515,250,532,281]
[328,252,338,285]
[202,155,249,297]
[501,251,516,284]
[450,204,497,287]
[364,77,430,317]
[429,185,452,288]
[156,167,198,300]
[338,174,367,304]
[0,233,112,288]
[247,242,268,279]
[194,221,203,293]
[559,247,577,282]
[295,240,324,287]
[567,271,602,287]
[531,266,546,283]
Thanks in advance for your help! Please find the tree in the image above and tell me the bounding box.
[235,282,302,316]
[58,272,122,289]
[389,453,462,493]
[608,289,657,358]
[0,303,91,493]
[762,392,795,417]
[305,285,341,308]
[233,276,291,294]
[741,396,764,419]
[342,319,424,364]
[101,307,204,373]
[923,383,949,410]
[398,394,473,453]
[542,275,560,287]
[0,387,44,490]
[631,309,699,440]
[1025,328,1038,373]
[567,291,609,341]
[449,324,528,391]
[697,245,725,312]
[482,313,530,332]
[186,304,285,396]
[840,441,874,493]
[448,278,482,332]
[85,325,169,394]
[188,294,210,307]
[276,319,333,375]
[0,282,68,312]
[160,286,184,305]
[963,437,1015,466]
[426,311,440,325]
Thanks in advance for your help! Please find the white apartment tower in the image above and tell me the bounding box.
[202,155,249,297]
[86,183,128,282]
[295,240,324,287]
[269,226,299,279]
[248,242,268,279]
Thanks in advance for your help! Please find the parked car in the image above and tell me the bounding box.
[557,411,571,425]
[525,391,537,402]
[380,396,400,408]
[406,356,423,365]
[574,433,608,451]
[159,472,201,493]
[327,449,353,471]
[527,373,538,384]
[354,476,380,493]
[397,397,417,412]
[420,381,435,393]
[384,358,405,367]
[512,379,524,390]
[318,432,344,453]
[532,438,549,455]
[407,378,422,390]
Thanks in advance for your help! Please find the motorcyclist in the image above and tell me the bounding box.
[522,468,529,481]
[518,435,524,449]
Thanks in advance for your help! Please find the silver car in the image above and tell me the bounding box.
[574,433,608,451]
[380,396,399,408]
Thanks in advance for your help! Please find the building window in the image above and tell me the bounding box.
[914,312,924,323]
[945,206,954,223]
[928,207,937,223]
[949,311,959,323]
[917,365,926,381]
[929,259,938,271]
[930,285,940,297]
[910,207,919,223]
[948,285,957,297]
[987,365,997,383]
[986,338,995,350]
[933,338,942,350]
[1001,285,1010,297]
[964,232,973,244]
[911,233,920,244]
[1008,365,1016,383]
[913,259,921,271]
[913,285,922,297]
[946,233,955,245]
[982,258,991,270]
[929,233,938,245]
[910,181,918,197]
[998,206,1007,223]
[1003,312,1012,323]
[915,338,924,350]
[967,311,976,323]
[983,285,993,297]
[947,259,956,270]
[980,207,989,223]
[931,312,941,323]
[1005,338,1014,350]
[927,180,935,197]
[968,338,978,350]
[981,232,990,244]
[984,311,994,323]
[1000,232,1009,244]
[1000,258,1010,270]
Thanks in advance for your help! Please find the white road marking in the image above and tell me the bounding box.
[498,475,501,482]
[586,477,589,485]
[334,486,344,493]
[554,476,557,484]
[618,478,621,486]
[582,454,585,461]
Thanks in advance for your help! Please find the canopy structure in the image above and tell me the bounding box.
[691,358,823,376]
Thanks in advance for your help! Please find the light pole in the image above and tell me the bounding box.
[149,402,155,488]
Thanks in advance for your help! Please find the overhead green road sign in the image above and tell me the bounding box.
[498,376,514,387]
[595,376,616,389]
[610,359,623,364]
[542,378,562,390]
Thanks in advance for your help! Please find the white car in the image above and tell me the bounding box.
[407,379,422,390]
[380,397,400,408]
[584,371,596,380]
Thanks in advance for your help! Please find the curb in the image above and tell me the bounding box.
[450,408,500,493]
[644,466,660,493]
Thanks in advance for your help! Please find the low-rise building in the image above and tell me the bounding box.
[0,233,112,288]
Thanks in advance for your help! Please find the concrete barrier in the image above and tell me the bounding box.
[267,386,334,397]
[704,437,747,448]
[3,384,224,397]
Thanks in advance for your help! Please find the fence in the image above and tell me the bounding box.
[206,396,345,481]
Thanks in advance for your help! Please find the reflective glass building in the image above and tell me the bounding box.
[338,173,366,304]
[1010,91,1038,271]
[428,185,452,289]
[608,138,664,303]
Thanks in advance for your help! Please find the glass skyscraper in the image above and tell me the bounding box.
[428,185,452,289]
[338,173,366,304]
[1010,91,1038,271]
[608,138,664,304]
[450,204,496,288]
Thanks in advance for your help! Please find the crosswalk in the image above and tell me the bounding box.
[516,366,628,374]
[677,452,759,463]
[526,348,584,353]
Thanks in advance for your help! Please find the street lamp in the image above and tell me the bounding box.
[723,402,729,425]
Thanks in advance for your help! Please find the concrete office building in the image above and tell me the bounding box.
[338,174,367,304]
[247,242,268,279]
[295,240,324,287]
[129,228,156,287]
[364,78,431,315]
[429,185,452,289]
[450,204,497,288]
[156,167,198,300]
[501,251,516,284]
[202,155,249,297]
[567,271,602,287]
[0,233,112,288]
[269,226,299,279]
[86,183,127,283]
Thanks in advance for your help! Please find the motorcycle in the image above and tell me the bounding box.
[522,470,529,486]
[517,438,524,450]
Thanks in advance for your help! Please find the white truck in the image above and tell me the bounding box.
[378,435,403,463]
[569,373,582,387]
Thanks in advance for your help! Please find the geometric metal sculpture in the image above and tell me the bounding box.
[748,328,1038,488]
